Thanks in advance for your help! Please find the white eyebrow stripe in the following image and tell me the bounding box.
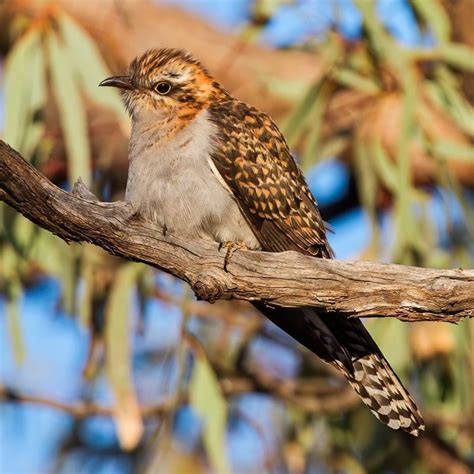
[152,71,190,84]
[161,72,181,79]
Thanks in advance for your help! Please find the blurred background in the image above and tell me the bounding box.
[0,0,473,472]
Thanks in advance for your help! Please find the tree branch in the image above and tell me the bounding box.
[0,376,358,418]
[1,140,473,322]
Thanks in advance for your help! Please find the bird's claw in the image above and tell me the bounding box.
[219,241,248,272]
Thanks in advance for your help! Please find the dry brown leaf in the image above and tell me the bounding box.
[113,392,144,451]
[410,322,455,360]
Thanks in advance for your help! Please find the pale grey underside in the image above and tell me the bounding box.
[126,110,261,249]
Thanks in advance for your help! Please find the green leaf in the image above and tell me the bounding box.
[368,319,410,371]
[354,138,379,250]
[254,0,287,18]
[12,214,38,257]
[47,30,91,186]
[1,247,26,364]
[78,247,94,329]
[317,136,349,160]
[355,0,397,61]
[4,27,46,158]
[5,282,26,365]
[57,12,128,125]
[105,263,143,451]
[283,38,341,148]
[22,32,46,159]
[283,78,327,147]
[333,67,380,95]
[371,140,398,193]
[429,66,474,136]
[189,349,230,474]
[436,160,474,239]
[4,29,36,149]
[24,225,80,315]
[301,81,333,169]
[264,77,309,103]
[431,140,474,162]
[411,0,450,44]
[439,43,474,72]
[393,71,420,263]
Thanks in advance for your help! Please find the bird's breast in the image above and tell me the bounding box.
[125,110,260,249]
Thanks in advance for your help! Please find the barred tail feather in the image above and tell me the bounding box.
[256,304,425,436]
[320,310,424,436]
[348,353,424,435]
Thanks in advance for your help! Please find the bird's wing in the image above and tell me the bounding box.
[208,99,424,436]
[208,99,333,258]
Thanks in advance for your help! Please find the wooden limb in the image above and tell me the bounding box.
[1,140,473,322]
[0,375,357,419]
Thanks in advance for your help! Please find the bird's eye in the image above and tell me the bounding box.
[154,81,172,95]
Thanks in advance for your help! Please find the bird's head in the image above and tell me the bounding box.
[100,48,225,125]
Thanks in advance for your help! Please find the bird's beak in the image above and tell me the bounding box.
[99,76,133,90]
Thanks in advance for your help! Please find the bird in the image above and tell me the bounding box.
[99,48,424,436]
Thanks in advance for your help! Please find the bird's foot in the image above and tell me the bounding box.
[219,241,248,272]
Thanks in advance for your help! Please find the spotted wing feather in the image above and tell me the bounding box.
[209,100,333,258]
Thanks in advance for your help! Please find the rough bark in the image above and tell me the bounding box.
[1,140,473,322]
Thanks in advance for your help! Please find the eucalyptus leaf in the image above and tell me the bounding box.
[254,0,287,18]
[22,33,46,159]
[355,0,395,60]
[370,319,411,373]
[283,38,340,147]
[189,349,230,474]
[371,140,398,193]
[12,214,37,257]
[393,74,419,263]
[439,43,474,72]
[58,13,128,125]
[411,0,450,44]
[47,31,91,186]
[79,252,94,329]
[28,229,79,314]
[1,246,26,364]
[301,81,333,169]
[430,67,474,136]
[105,263,143,451]
[283,78,326,147]
[264,77,309,103]
[317,136,349,161]
[354,139,380,252]
[333,67,380,95]
[431,140,474,162]
[5,282,26,365]
[437,161,474,238]
[4,28,45,158]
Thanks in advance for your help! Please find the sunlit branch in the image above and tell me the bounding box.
[0,385,180,418]
[1,140,473,322]
[0,374,358,418]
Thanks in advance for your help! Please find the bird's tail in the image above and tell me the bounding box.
[255,304,425,436]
